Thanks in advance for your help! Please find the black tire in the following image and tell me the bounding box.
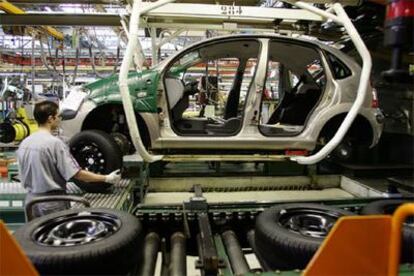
[13,208,144,275]
[255,203,354,270]
[69,130,122,193]
[361,199,414,263]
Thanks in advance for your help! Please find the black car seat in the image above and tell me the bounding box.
[267,89,296,125]
[267,83,321,125]
[223,87,241,120]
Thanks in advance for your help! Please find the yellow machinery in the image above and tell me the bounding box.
[0,106,38,143]
[0,0,63,40]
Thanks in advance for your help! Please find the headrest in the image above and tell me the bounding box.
[165,78,185,108]
[296,83,320,94]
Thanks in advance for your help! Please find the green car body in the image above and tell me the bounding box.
[86,70,160,113]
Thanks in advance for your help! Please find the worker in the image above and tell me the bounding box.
[17,100,121,218]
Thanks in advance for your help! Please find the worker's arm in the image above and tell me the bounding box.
[74,170,106,182]
[73,169,121,184]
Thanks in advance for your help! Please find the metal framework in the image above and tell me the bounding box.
[9,0,261,4]
[116,0,372,165]
[1,2,342,28]
[0,0,64,40]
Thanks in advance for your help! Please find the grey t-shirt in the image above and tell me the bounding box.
[17,130,80,193]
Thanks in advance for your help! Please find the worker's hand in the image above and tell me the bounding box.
[104,169,122,184]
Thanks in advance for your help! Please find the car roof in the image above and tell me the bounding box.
[156,34,360,72]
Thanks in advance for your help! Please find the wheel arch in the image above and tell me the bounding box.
[81,103,152,148]
[318,113,374,146]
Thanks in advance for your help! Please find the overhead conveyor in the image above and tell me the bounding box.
[0,0,373,165]
[7,0,261,4]
[1,1,356,31]
[116,0,373,165]
[0,0,64,40]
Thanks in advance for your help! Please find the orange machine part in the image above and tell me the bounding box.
[304,203,414,276]
[388,203,414,275]
[0,220,38,276]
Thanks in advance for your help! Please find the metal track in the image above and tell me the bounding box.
[201,184,313,192]
[0,179,134,210]
[73,179,133,209]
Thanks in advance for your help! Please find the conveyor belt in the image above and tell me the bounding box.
[0,179,134,211]
[0,182,84,196]
[75,179,133,210]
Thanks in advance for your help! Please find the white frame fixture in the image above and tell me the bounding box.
[119,0,372,165]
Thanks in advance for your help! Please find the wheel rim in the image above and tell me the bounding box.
[32,211,121,246]
[334,140,353,160]
[71,141,106,173]
[278,208,343,238]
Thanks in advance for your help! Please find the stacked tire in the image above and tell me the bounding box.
[254,203,353,270]
[14,208,143,275]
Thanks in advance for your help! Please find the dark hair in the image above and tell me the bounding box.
[34,101,59,125]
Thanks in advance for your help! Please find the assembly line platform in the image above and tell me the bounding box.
[0,179,136,230]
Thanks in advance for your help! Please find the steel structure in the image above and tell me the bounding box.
[114,0,372,165]
[0,0,64,39]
